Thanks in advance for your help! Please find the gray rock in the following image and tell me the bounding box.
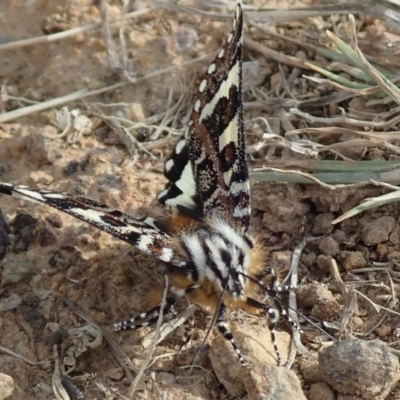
[319,339,400,400]
[209,326,301,398]
[243,366,307,400]
[361,216,395,246]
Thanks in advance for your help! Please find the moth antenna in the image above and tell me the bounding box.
[242,272,338,342]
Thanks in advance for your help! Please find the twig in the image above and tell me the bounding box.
[0,345,49,366]
[129,276,169,395]
[142,304,198,349]
[100,0,123,71]
[0,8,152,52]
[0,53,213,123]
[61,296,138,381]
[290,108,400,129]
[287,237,318,366]
[52,346,70,400]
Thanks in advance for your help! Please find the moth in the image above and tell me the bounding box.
[0,1,298,366]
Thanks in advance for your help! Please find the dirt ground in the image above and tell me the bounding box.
[2,0,400,399]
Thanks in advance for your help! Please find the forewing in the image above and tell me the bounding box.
[0,183,187,267]
[188,3,250,230]
[157,2,250,230]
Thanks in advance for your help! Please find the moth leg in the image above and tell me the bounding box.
[245,297,283,365]
[245,297,302,366]
[216,303,246,367]
[114,284,195,331]
[262,266,296,293]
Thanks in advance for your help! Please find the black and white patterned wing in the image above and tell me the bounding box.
[0,183,187,267]
[157,133,202,219]
[157,2,250,231]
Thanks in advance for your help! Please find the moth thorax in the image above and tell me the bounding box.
[181,217,254,299]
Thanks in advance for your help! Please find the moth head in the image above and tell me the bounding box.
[225,244,250,299]
[227,269,247,299]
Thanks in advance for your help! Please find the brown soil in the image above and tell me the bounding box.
[1,1,400,399]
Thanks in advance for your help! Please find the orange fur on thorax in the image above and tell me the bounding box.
[168,213,198,234]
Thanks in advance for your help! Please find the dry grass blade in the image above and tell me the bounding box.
[129,276,169,395]
[332,189,400,224]
[347,14,400,104]
[154,0,236,19]
[0,8,152,52]
[156,1,360,23]
[141,304,198,349]
[246,117,317,157]
[100,0,123,71]
[349,270,397,338]
[244,37,315,71]
[325,30,392,82]
[297,15,400,97]
[61,296,139,383]
[252,159,400,172]
[0,53,212,123]
[88,105,140,160]
[327,258,358,336]
[0,89,89,123]
[289,108,400,129]
[251,165,400,186]
[303,74,378,94]
[246,4,360,23]
[287,238,317,365]
[52,346,70,400]
[0,345,49,366]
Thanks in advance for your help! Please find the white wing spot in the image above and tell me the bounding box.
[235,5,240,21]
[175,139,186,155]
[165,159,174,173]
[69,208,105,224]
[233,205,250,219]
[44,193,67,199]
[207,63,216,74]
[218,48,225,58]
[227,33,233,44]
[13,188,46,204]
[199,79,207,93]
[136,235,154,253]
[194,99,201,113]
[201,60,239,120]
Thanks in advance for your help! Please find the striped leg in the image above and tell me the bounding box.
[275,284,296,292]
[216,303,246,366]
[246,297,282,365]
[114,285,195,331]
[255,266,296,294]
[245,297,302,366]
